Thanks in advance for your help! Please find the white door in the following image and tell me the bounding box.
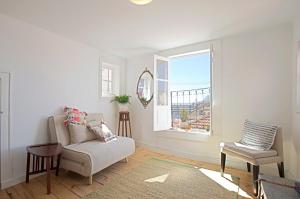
[153,55,171,131]
[0,73,11,188]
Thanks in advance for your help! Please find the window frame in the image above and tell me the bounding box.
[154,43,215,137]
[100,62,120,98]
[169,49,212,134]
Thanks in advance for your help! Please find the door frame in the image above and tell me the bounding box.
[0,72,12,189]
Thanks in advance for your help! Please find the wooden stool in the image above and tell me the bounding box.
[118,111,132,137]
[26,143,62,194]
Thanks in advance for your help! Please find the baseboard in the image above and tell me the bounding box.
[1,173,44,190]
[135,140,291,177]
[1,175,25,189]
[136,140,230,165]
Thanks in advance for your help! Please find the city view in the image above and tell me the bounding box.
[170,51,211,132]
[170,87,211,132]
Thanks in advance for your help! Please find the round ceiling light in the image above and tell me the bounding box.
[130,0,152,5]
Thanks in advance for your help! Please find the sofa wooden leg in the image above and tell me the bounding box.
[88,175,93,185]
[247,162,251,172]
[221,152,226,175]
[277,162,285,178]
[123,157,128,163]
[253,165,260,196]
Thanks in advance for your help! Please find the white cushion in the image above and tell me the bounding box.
[220,142,277,159]
[68,124,97,144]
[62,136,135,174]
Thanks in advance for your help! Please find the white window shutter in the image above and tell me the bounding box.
[153,55,171,131]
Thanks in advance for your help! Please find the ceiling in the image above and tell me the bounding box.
[0,0,297,58]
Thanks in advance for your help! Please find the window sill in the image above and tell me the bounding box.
[156,129,211,142]
[100,93,117,100]
[100,96,112,101]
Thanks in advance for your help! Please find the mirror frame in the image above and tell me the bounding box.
[136,68,154,108]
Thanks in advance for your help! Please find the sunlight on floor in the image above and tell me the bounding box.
[199,168,252,198]
[144,174,169,183]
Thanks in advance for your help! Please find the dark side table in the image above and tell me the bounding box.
[26,143,62,194]
[118,111,132,137]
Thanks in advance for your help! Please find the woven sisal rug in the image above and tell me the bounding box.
[82,158,245,199]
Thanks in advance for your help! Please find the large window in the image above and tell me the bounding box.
[170,51,211,132]
[153,50,212,133]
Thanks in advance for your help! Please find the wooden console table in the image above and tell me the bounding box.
[26,143,62,194]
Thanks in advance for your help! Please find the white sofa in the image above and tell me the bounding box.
[48,113,135,184]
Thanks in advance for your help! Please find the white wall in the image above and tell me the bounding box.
[0,9,296,189]
[221,23,293,176]
[289,2,300,180]
[0,14,126,187]
[127,23,293,176]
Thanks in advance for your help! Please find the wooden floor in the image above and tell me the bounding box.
[0,147,254,199]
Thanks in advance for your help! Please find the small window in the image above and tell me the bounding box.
[101,63,120,98]
[102,67,113,96]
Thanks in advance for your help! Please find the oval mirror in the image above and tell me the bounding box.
[136,68,153,108]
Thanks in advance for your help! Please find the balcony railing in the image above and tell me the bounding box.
[171,88,211,131]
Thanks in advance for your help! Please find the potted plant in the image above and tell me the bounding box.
[111,95,131,112]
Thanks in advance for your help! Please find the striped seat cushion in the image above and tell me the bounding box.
[238,120,278,150]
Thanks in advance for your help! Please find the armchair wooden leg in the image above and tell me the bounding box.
[252,165,260,196]
[277,162,285,178]
[221,152,226,175]
[247,162,251,172]
[88,175,93,185]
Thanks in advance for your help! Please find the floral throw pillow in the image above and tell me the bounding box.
[87,120,117,142]
[64,106,87,126]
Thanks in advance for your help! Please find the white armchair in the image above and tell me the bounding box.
[220,127,284,196]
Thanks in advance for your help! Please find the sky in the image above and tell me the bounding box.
[169,52,210,92]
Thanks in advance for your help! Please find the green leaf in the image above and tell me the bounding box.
[110,95,131,104]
